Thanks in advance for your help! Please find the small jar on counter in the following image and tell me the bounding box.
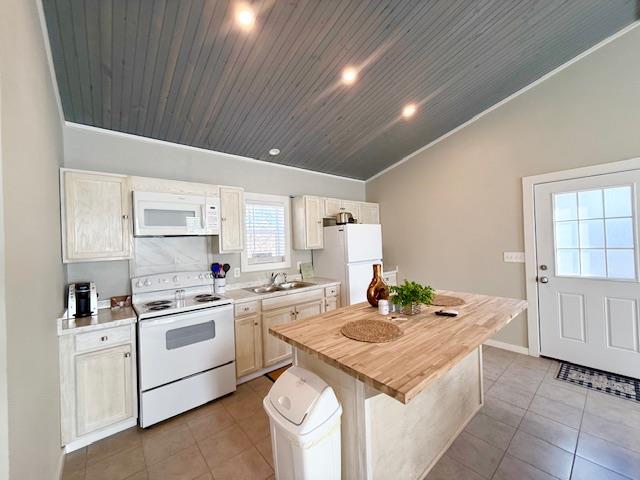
[378,299,389,315]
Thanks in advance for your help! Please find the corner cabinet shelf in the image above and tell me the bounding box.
[61,169,133,263]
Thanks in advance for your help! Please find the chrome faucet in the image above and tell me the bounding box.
[269,272,287,285]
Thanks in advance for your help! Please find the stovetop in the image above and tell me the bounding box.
[131,271,233,319]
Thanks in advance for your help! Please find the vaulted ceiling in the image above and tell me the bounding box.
[43,0,638,180]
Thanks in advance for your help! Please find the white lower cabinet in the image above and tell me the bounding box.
[75,344,133,436]
[262,307,296,367]
[295,300,323,320]
[59,322,137,449]
[325,296,338,312]
[234,313,263,377]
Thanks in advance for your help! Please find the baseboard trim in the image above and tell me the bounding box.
[64,418,137,453]
[237,359,292,384]
[483,339,529,356]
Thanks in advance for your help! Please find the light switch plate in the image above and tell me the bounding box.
[233,267,241,278]
[503,251,525,263]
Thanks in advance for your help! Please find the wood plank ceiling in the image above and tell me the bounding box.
[43,0,638,180]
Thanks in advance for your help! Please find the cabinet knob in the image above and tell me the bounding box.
[221,217,227,221]
[317,221,322,224]
[290,311,295,316]
[122,214,129,220]
[101,336,108,341]
[254,322,258,326]
[124,352,130,358]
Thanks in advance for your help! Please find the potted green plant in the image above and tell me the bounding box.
[389,280,435,315]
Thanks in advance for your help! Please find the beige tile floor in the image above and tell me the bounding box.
[63,347,640,480]
[62,376,275,480]
[427,346,640,480]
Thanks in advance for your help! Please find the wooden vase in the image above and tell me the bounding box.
[367,264,389,307]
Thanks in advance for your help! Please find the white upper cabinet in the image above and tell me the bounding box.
[293,196,323,250]
[219,186,244,252]
[359,202,380,224]
[323,198,342,218]
[62,170,132,263]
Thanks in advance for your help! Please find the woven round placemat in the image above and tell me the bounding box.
[341,319,403,343]
[432,294,465,307]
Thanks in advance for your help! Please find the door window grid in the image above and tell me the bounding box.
[553,186,636,280]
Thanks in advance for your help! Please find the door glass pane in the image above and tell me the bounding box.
[557,249,580,276]
[554,193,577,221]
[604,186,632,217]
[606,218,634,248]
[578,190,603,219]
[606,250,636,279]
[580,249,606,277]
[166,321,215,350]
[556,221,579,248]
[144,209,197,227]
[579,220,605,248]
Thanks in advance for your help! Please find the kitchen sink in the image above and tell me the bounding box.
[275,281,315,290]
[244,285,279,293]
[243,281,315,294]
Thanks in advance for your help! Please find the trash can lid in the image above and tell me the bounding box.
[268,366,338,427]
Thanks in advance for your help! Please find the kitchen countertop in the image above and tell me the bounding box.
[270,290,527,404]
[57,306,137,336]
[224,277,340,302]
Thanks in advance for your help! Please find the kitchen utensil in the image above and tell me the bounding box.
[336,212,354,225]
[211,263,221,278]
[222,264,230,277]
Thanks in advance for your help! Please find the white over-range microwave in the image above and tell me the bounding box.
[133,191,220,236]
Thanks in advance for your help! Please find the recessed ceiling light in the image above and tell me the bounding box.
[402,103,417,119]
[236,5,255,30]
[269,148,280,156]
[341,67,358,85]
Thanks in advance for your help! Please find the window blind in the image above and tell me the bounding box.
[245,200,286,265]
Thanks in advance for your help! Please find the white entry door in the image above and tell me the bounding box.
[535,169,640,378]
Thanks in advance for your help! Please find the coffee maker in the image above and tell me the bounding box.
[68,282,98,318]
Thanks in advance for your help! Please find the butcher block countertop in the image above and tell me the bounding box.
[270,290,527,404]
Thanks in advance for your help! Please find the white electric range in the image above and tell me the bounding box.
[132,271,236,427]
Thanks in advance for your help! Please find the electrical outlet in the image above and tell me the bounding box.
[234,267,241,278]
[296,261,302,272]
[503,251,525,263]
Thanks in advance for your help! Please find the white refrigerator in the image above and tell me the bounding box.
[313,224,383,306]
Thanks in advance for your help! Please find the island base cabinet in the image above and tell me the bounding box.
[296,347,482,480]
[262,307,295,366]
[235,314,263,377]
[75,344,133,437]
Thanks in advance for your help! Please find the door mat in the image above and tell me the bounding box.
[266,365,291,382]
[556,362,640,403]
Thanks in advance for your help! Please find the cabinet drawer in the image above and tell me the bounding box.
[75,325,131,353]
[325,285,339,298]
[235,301,259,317]
[262,288,323,311]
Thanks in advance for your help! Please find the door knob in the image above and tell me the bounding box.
[539,276,549,283]
[539,265,548,271]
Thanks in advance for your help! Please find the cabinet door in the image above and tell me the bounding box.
[262,307,295,366]
[341,200,360,221]
[63,171,131,262]
[75,344,133,437]
[295,300,323,320]
[323,198,342,218]
[235,314,262,377]
[304,196,323,249]
[220,187,244,252]
[325,296,338,312]
[359,203,380,224]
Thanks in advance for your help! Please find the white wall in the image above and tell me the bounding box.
[0,0,65,478]
[64,125,366,298]
[366,24,640,349]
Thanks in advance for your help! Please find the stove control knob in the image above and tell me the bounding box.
[144,279,152,287]
[173,275,179,283]
[136,280,143,288]
[162,278,169,283]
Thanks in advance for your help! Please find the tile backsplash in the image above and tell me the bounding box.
[67,235,313,300]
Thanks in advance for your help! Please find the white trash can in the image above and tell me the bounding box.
[263,366,342,480]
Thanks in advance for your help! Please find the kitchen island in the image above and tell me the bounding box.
[270,290,527,480]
